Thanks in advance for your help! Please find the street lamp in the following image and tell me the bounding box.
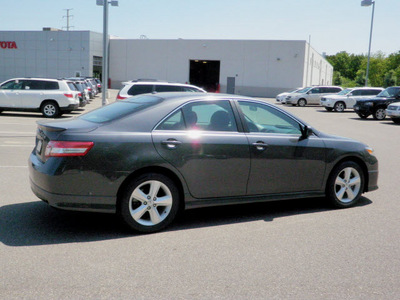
[96,0,119,106]
[361,0,375,87]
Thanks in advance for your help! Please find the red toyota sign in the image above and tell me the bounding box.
[0,41,18,49]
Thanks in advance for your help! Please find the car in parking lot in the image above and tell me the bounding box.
[353,86,400,120]
[29,92,379,233]
[320,87,383,112]
[285,86,343,106]
[275,88,302,104]
[116,80,206,100]
[386,102,400,124]
[0,77,80,117]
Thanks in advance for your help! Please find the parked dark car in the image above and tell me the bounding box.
[353,86,400,120]
[29,93,379,233]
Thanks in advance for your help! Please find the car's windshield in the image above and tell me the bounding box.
[377,87,400,97]
[296,87,312,93]
[337,88,353,95]
[80,95,162,123]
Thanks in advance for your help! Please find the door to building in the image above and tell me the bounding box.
[189,60,220,92]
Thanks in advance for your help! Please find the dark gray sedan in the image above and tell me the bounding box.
[29,93,379,233]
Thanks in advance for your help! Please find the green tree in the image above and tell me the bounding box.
[383,70,397,87]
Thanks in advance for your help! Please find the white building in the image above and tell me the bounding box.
[109,39,333,97]
[0,29,333,97]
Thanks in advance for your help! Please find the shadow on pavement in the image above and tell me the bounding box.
[0,197,372,247]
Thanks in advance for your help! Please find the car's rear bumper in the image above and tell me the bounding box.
[60,103,79,112]
[29,152,116,213]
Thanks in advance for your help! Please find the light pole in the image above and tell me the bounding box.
[96,0,118,106]
[361,0,375,87]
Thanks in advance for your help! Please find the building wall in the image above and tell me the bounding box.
[109,39,332,97]
[0,30,102,82]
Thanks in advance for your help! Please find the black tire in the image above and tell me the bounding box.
[41,101,60,118]
[357,113,369,119]
[297,98,307,107]
[119,173,180,233]
[334,101,346,112]
[325,107,333,112]
[373,108,386,120]
[326,161,365,208]
[392,118,400,124]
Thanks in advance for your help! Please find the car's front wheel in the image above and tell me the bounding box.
[334,101,346,112]
[41,101,60,118]
[373,108,386,120]
[357,113,369,119]
[326,161,365,208]
[119,173,180,233]
[297,99,307,107]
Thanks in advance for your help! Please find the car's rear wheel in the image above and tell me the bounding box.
[334,101,345,112]
[325,107,333,112]
[41,101,60,118]
[297,99,307,107]
[373,108,386,120]
[326,161,364,208]
[119,173,180,233]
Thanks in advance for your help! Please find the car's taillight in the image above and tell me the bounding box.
[117,94,126,100]
[78,92,82,97]
[64,93,73,98]
[45,141,94,157]
[87,87,92,91]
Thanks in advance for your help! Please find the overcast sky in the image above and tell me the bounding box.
[1,0,399,56]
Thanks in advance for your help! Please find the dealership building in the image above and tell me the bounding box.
[0,29,333,97]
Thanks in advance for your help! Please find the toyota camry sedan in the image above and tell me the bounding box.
[29,93,379,233]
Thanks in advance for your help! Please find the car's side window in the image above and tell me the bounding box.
[128,84,153,96]
[157,109,185,130]
[0,80,23,90]
[310,88,320,94]
[238,101,302,135]
[155,85,183,92]
[156,100,237,132]
[352,90,362,96]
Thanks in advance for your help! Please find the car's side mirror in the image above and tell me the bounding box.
[300,125,313,139]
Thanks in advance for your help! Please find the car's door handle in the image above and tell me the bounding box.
[161,139,182,149]
[252,141,268,151]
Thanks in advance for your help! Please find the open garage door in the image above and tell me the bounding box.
[189,60,220,92]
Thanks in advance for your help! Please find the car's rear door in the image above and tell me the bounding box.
[152,99,250,199]
[236,100,326,194]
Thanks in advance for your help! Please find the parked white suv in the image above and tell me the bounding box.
[116,80,206,100]
[0,78,80,117]
[320,87,384,112]
[285,86,343,106]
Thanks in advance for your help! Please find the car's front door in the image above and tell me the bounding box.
[237,100,327,195]
[152,100,250,199]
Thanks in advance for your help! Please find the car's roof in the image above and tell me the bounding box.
[123,81,200,87]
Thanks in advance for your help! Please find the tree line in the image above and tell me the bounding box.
[325,51,400,88]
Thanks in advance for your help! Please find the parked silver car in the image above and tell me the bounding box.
[275,88,302,104]
[285,86,343,106]
[320,87,384,112]
[386,102,400,124]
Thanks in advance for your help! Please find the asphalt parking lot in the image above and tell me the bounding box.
[1,91,399,299]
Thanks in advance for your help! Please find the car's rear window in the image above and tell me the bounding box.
[80,95,163,123]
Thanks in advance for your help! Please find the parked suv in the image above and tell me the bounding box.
[116,80,206,100]
[285,86,343,106]
[353,86,400,120]
[320,87,383,112]
[0,78,80,118]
